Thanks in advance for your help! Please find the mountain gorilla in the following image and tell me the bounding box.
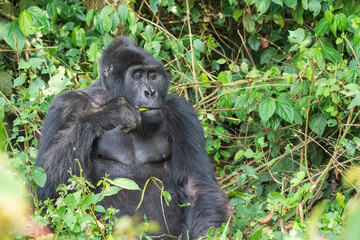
[36,37,229,239]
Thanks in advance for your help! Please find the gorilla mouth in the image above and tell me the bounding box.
[139,107,163,112]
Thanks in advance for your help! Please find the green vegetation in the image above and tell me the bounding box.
[0,0,360,239]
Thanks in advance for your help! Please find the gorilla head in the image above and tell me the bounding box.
[99,38,169,130]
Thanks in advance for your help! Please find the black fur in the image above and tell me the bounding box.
[36,37,229,239]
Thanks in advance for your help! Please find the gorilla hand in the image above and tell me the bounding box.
[82,96,141,133]
[101,97,141,133]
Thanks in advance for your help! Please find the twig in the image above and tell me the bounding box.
[237,29,255,66]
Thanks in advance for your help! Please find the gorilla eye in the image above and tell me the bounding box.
[149,73,157,80]
[133,71,142,79]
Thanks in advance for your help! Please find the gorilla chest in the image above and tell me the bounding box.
[94,126,171,166]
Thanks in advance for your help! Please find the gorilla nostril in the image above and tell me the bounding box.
[144,90,150,97]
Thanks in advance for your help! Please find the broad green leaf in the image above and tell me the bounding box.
[234,150,244,161]
[217,58,226,64]
[348,93,360,109]
[330,21,337,37]
[118,4,128,24]
[336,193,345,209]
[100,5,114,19]
[86,9,94,26]
[214,125,226,136]
[324,10,333,23]
[244,149,254,158]
[259,97,276,121]
[354,30,360,46]
[13,75,27,87]
[0,72,12,96]
[276,98,294,124]
[19,10,33,36]
[284,0,297,8]
[315,18,329,36]
[244,16,255,33]
[102,15,112,32]
[288,28,305,43]
[63,210,76,230]
[193,39,205,53]
[217,71,232,83]
[3,21,26,53]
[256,0,271,15]
[29,58,46,68]
[309,114,327,136]
[31,167,47,187]
[272,0,283,6]
[110,178,140,190]
[321,46,341,62]
[334,13,347,32]
[87,42,98,62]
[48,72,69,94]
[308,0,321,16]
[260,47,277,65]
[149,0,160,13]
[233,9,243,20]
[28,6,50,33]
[103,33,113,47]
[72,27,86,48]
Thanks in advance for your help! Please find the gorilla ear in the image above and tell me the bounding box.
[104,64,113,77]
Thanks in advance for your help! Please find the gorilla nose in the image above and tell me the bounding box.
[144,88,157,98]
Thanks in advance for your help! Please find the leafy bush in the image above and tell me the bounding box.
[1,0,360,239]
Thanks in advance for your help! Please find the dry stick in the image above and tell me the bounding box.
[185,0,199,103]
[0,46,59,52]
[303,63,315,185]
[237,29,255,66]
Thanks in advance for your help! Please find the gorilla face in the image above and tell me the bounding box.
[100,40,169,130]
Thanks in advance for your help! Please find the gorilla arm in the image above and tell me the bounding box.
[36,91,140,200]
[164,95,229,239]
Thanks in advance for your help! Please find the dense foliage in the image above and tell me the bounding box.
[0,0,360,239]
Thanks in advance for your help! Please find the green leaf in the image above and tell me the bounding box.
[256,0,271,15]
[259,98,276,121]
[110,178,140,190]
[102,15,112,32]
[19,10,33,36]
[149,0,160,13]
[308,0,321,16]
[63,210,76,230]
[3,21,26,53]
[217,58,226,64]
[315,18,329,37]
[321,46,341,62]
[233,9,243,20]
[284,0,297,8]
[103,33,113,47]
[260,48,277,65]
[354,30,360,46]
[0,72,12,96]
[244,149,254,158]
[86,9,94,26]
[13,75,27,87]
[272,0,283,6]
[288,28,305,43]
[276,98,294,124]
[162,191,172,207]
[72,27,86,48]
[309,114,327,136]
[217,71,232,83]
[234,150,244,161]
[336,193,345,209]
[100,5,114,19]
[214,125,226,136]
[193,39,205,53]
[334,13,347,32]
[118,3,128,24]
[348,93,360,109]
[48,72,69,94]
[324,10,333,23]
[28,6,50,33]
[87,42,98,62]
[248,35,260,51]
[244,16,255,33]
[31,167,47,187]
